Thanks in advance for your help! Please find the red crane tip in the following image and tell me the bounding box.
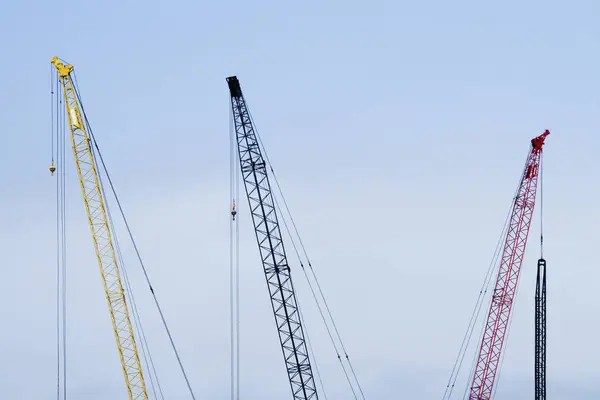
[531,130,550,150]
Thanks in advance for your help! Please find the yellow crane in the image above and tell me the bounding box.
[51,56,149,400]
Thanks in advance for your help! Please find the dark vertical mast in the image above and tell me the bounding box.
[535,258,547,400]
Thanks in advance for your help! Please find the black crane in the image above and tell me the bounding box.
[227,76,319,400]
[535,258,547,400]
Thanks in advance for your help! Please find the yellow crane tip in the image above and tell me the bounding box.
[49,163,56,174]
[50,57,73,76]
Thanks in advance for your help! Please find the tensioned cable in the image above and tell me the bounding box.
[51,64,57,400]
[442,212,509,400]
[88,123,164,399]
[97,164,164,400]
[272,183,365,399]
[54,71,69,400]
[52,62,81,399]
[459,234,507,400]
[235,192,240,400]
[540,153,544,258]
[272,192,357,399]
[71,76,197,400]
[62,81,68,400]
[56,73,67,400]
[244,105,365,398]
[246,147,356,396]
[229,103,241,400]
[52,65,62,400]
[92,131,195,399]
[235,118,241,400]
[50,64,55,166]
[297,300,329,400]
[246,104,363,396]
[230,104,234,400]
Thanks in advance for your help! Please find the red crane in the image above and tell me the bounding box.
[468,130,550,400]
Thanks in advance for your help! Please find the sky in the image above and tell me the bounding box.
[0,0,599,398]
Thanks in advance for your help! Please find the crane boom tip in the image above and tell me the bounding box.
[531,129,550,150]
[226,76,242,98]
[50,56,73,77]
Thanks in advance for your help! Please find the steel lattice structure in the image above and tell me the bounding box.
[535,258,547,400]
[227,76,319,400]
[469,130,550,400]
[52,56,149,400]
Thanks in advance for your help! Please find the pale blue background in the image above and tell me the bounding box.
[0,0,598,398]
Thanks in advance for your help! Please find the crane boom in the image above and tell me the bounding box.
[227,76,319,400]
[51,56,149,400]
[468,130,549,400]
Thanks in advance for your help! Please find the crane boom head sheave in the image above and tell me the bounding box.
[227,75,242,98]
[50,56,73,77]
[531,129,550,151]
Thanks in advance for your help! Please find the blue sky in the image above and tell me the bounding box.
[1,0,599,398]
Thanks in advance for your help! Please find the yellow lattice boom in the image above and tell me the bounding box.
[51,56,149,400]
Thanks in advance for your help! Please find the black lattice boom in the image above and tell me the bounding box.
[227,76,319,400]
[535,258,546,400]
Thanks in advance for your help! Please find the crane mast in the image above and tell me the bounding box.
[51,56,149,400]
[227,76,319,400]
[534,258,547,400]
[468,130,550,400]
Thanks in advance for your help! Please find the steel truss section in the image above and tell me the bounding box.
[227,76,318,400]
[469,131,549,400]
